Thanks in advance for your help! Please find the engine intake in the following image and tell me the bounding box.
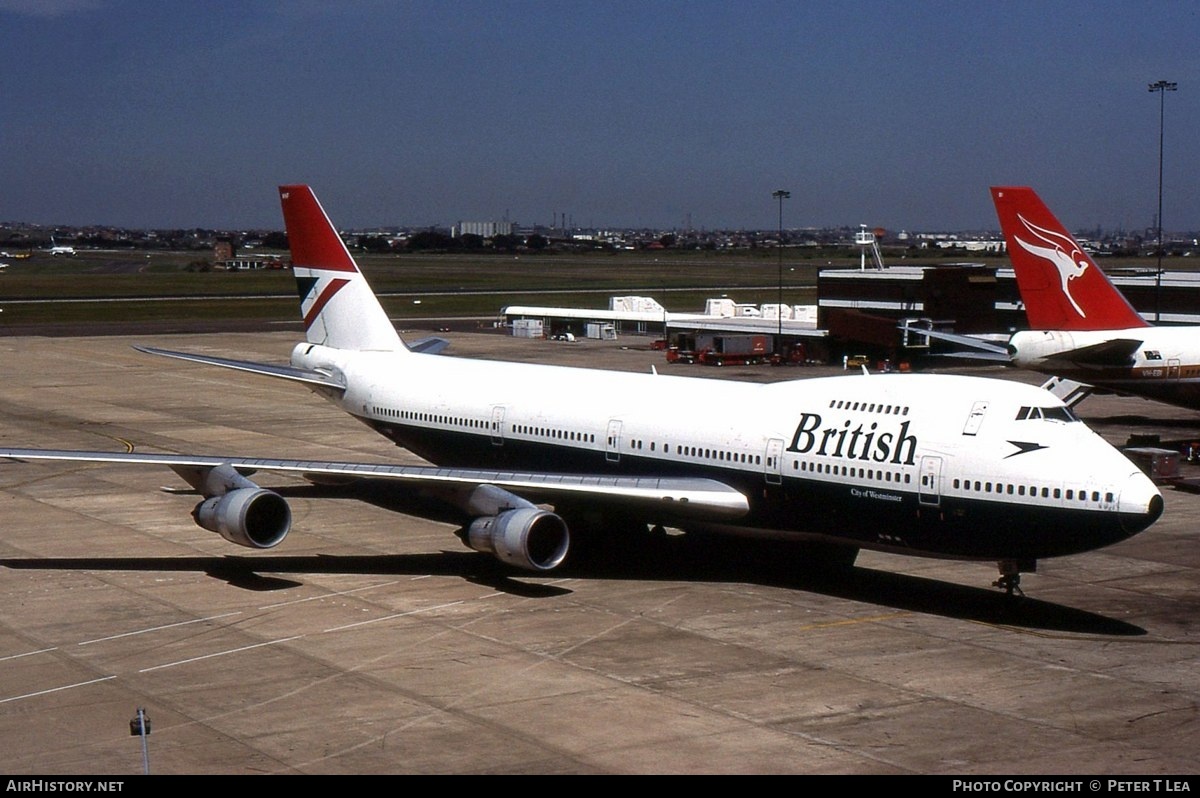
[179,463,293,550]
[463,507,569,571]
[193,487,291,549]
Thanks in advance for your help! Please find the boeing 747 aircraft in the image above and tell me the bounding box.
[0,186,1164,595]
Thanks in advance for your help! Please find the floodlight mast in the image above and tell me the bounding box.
[773,189,790,347]
[1149,79,1176,322]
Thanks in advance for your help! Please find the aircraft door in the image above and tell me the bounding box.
[490,405,506,446]
[1169,359,1181,379]
[764,438,784,485]
[919,455,942,506]
[606,419,623,463]
[962,401,988,436]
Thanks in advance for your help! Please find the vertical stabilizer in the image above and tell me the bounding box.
[278,185,404,351]
[991,187,1148,331]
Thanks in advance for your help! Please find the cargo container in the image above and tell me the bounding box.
[1124,447,1181,484]
[512,318,544,338]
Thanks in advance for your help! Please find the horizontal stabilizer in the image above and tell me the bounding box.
[1039,375,1094,408]
[133,346,347,391]
[406,336,450,355]
[0,449,750,521]
[1041,338,1142,367]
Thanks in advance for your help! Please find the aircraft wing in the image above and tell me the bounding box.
[0,448,750,521]
[1040,338,1143,367]
[134,346,347,391]
[897,323,1011,360]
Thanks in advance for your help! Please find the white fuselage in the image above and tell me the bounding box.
[1009,327,1200,410]
[291,342,1162,563]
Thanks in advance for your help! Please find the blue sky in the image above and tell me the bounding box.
[2,0,1197,233]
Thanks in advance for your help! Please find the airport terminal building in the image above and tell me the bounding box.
[501,263,1200,367]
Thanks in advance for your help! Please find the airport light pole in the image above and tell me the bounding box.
[1149,79,1176,322]
[773,189,790,349]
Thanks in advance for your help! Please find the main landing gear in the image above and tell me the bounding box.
[993,559,1035,596]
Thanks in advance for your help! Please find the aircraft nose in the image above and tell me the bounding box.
[1119,470,1164,535]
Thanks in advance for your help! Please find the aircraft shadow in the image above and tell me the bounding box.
[561,533,1146,636]
[0,531,1145,636]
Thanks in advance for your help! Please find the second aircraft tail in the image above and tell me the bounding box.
[991,186,1148,331]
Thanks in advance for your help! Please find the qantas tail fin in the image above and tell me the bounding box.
[991,186,1148,331]
[278,185,404,351]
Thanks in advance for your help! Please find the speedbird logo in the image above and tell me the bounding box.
[296,275,349,332]
[786,413,918,465]
[1013,212,1090,318]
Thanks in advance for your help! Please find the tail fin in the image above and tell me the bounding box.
[991,186,1148,331]
[278,185,404,351]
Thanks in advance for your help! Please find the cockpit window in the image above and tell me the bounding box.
[1016,405,1080,423]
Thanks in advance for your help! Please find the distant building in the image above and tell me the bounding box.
[502,295,826,358]
[220,254,286,271]
[213,237,235,261]
[453,221,513,238]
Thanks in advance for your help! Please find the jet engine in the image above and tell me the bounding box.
[193,488,291,549]
[449,483,570,571]
[176,463,292,549]
[462,507,570,572]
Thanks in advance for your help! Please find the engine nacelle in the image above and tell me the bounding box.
[193,487,292,549]
[463,508,569,572]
